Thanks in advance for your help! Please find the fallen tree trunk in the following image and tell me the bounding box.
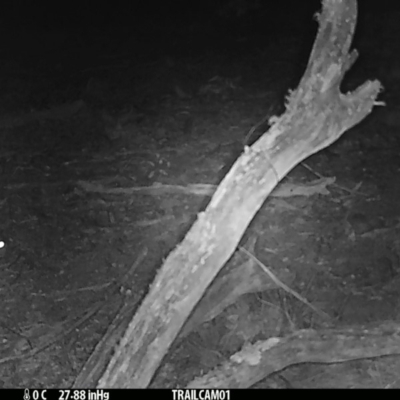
[76,0,382,388]
[178,237,294,338]
[187,322,400,388]
[73,236,296,388]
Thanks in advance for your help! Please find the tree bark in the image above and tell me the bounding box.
[79,0,381,388]
[187,322,400,388]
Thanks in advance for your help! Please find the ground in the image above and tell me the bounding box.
[0,7,400,388]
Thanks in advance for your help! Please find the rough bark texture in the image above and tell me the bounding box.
[73,239,292,387]
[77,0,381,388]
[187,322,400,388]
[178,239,294,338]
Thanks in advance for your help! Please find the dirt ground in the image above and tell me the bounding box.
[1,5,400,389]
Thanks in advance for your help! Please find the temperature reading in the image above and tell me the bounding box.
[24,390,48,400]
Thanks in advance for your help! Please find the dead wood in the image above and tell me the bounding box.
[75,0,382,388]
[73,237,293,387]
[72,249,148,388]
[187,322,400,388]
[178,238,294,338]
[77,176,335,198]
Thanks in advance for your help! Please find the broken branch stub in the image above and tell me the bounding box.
[78,0,382,388]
